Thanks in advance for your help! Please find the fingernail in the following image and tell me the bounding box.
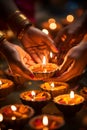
[30,73,34,78]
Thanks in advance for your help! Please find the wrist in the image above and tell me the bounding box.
[7,10,32,38]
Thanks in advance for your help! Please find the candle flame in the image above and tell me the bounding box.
[50,52,53,58]
[70,91,74,99]
[11,105,17,111]
[43,115,48,126]
[42,56,46,65]
[51,82,54,88]
[31,91,36,97]
[0,80,2,85]
[0,113,3,122]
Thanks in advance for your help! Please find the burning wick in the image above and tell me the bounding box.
[31,91,36,100]
[42,56,46,66]
[51,82,54,89]
[70,91,74,99]
[11,105,17,111]
[43,115,48,130]
[42,56,47,73]
[50,52,53,58]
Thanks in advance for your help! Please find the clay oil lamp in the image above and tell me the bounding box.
[30,56,58,80]
[20,90,51,114]
[53,91,85,116]
[40,81,69,98]
[0,104,34,128]
[0,78,14,100]
[29,114,65,130]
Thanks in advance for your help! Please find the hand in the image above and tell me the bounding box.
[54,18,87,65]
[45,35,87,82]
[21,26,58,63]
[1,40,35,80]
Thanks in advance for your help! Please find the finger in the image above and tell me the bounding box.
[53,61,83,82]
[25,47,42,63]
[11,62,34,79]
[59,56,74,74]
[43,36,58,53]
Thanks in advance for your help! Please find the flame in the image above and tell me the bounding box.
[51,82,54,88]
[31,91,36,97]
[0,80,2,85]
[43,115,48,126]
[11,105,17,111]
[42,56,46,65]
[70,91,74,99]
[0,113,3,122]
[50,52,53,58]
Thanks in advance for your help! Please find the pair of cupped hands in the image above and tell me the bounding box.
[3,21,87,82]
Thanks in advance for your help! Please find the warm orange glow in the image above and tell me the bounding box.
[0,113,3,122]
[42,29,49,35]
[49,23,57,30]
[43,115,48,126]
[11,105,17,111]
[51,82,54,88]
[70,91,74,99]
[66,15,74,22]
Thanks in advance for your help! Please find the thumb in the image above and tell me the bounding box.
[16,62,34,79]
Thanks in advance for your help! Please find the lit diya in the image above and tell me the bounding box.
[29,114,65,130]
[53,91,85,116]
[40,82,69,98]
[20,90,51,114]
[30,56,58,80]
[0,104,34,128]
[0,78,14,100]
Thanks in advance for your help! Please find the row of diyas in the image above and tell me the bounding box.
[0,85,85,129]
